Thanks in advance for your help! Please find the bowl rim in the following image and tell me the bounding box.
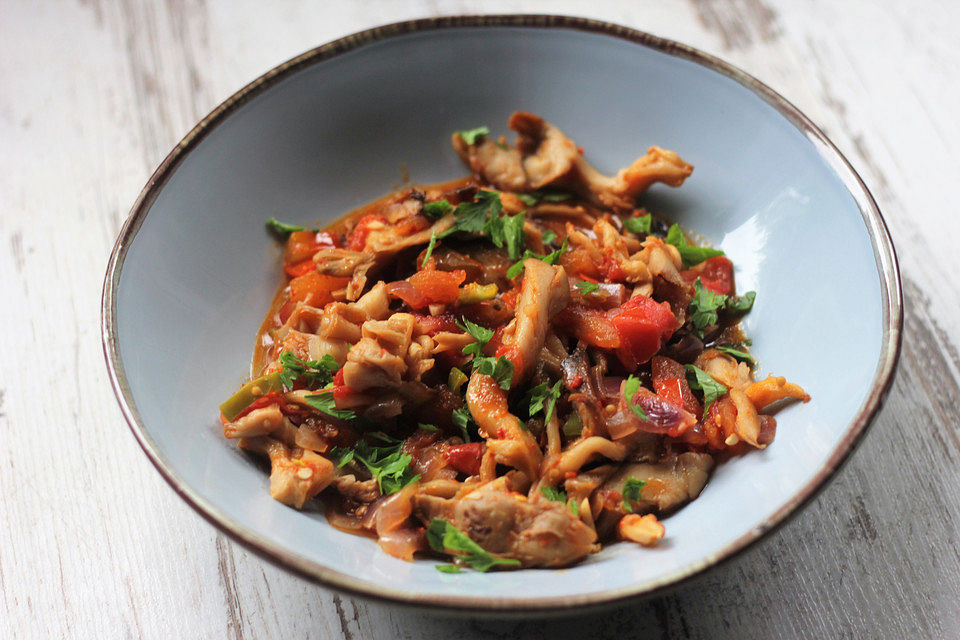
[101,14,903,613]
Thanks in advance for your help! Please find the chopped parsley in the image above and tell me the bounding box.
[575,281,600,295]
[426,519,521,572]
[436,564,463,574]
[451,405,474,443]
[332,439,420,495]
[684,365,728,413]
[541,229,557,245]
[266,217,313,239]
[665,224,724,268]
[421,230,439,265]
[473,355,514,390]
[526,380,562,423]
[540,486,567,503]
[278,351,339,390]
[303,390,356,421]
[624,214,652,235]
[727,291,756,314]
[516,189,574,206]
[689,279,757,336]
[716,344,755,365]
[689,279,728,335]
[451,191,526,259]
[456,126,490,145]
[456,317,494,357]
[623,375,650,422]
[422,199,454,219]
[506,238,569,278]
[622,478,647,513]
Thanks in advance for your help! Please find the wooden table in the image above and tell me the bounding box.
[2,1,957,637]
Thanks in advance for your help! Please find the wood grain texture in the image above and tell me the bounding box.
[2,0,958,637]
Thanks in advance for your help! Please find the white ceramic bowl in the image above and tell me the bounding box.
[102,16,901,613]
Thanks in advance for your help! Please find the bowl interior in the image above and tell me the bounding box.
[112,24,887,606]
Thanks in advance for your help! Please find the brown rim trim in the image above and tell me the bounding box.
[101,14,903,614]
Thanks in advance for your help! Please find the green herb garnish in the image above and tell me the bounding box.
[422,200,454,219]
[684,365,728,413]
[716,345,755,365]
[540,486,567,503]
[266,217,312,238]
[456,126,490,145]
[622,478,647,513]
[517,189,574,205]
[426,519,521,572]
[506,238,568,278]
[575,281,600,295]
[278,351,339,390]
[689,279,728,335]
[473,355,514,390]
[436,564,463,573]
[303,390,356,421]
[457,317,494,357]
[332,439,420,495]
[623,375,650,422]
[451,406,473,443]
[665,224,724,268]
[541,229,557,245]
[421,230,439,265]
[726,291,756,314]
[624,214,652,235]
[526,380,562,423]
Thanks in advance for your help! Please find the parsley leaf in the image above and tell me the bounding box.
[421,230,439,265]
[689,279,728,335]
[436,564,463,574]
[451,406,473,443]
[418,423,439,432]
[665,224,724,268]
[426,519,521,572]
[452,190,502,234]
[278,351,340,390]
[516,189,573,205]
[541,229,557,246]
[456,126,490,145]
[624,214,652,235]
[526,380,562,423]
[623,375,650,421]
[622,477,647,513]
[473,355,514,390]
[332,439,420,495]
[506,238,569,278]
[575,281,600,295]
[456,317,494,357]
[685,365,728,413]
[727,291,756,314]
[716,345,754,365]
[540,486,567,503]
[501,211,526,260]
[303,390,356,421]
[422,200,454,219]
[266,217,311,238]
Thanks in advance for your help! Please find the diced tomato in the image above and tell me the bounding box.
[289,271,350,307]
[680,256,734,296]
[386,269,466,309]
[332,368,352,402]
[285,230,337,265]
[233,392,280,420]
[611,296,678,369]
[344,214,386,251]
[553,303,620,349]
[445,443,483,476]
[651,356,702,418]
[412,312,460,335]
[284,259,316,278]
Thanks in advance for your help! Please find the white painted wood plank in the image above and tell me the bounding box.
[1,0,958,637]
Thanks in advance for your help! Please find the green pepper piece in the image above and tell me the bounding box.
[219,371,284,421]
[448,367,469,393]
[457,283,498,305]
